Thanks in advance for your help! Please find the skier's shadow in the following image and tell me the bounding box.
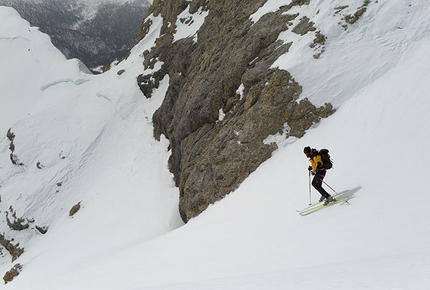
[336,186,362,199]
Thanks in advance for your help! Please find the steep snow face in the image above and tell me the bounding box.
[0,4,182,274]
[264,0,430,107]
[0,7,87,135]
[1,0,430,289]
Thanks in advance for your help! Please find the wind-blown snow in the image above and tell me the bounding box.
[273,0,430,107]
[1,0,430,289]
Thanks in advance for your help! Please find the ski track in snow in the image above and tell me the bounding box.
[40,78,90,91]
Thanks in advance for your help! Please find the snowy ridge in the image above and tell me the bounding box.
[1,0,430,289]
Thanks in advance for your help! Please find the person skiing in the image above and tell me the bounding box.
[304,146,335,205]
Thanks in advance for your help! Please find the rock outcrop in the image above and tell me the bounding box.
[138,0,335,222]
[3,264,22,284]
[0,234,24,262]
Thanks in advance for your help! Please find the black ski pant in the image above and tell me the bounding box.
[312,170,330,198]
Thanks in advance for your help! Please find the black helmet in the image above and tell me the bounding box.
[303,146,311,154]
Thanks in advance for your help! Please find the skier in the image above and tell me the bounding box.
[304,146,335,205]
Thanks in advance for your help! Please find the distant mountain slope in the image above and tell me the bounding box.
[0,0,150,70]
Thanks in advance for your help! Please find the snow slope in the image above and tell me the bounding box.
[0,5,182,275]
[1,0,430,289]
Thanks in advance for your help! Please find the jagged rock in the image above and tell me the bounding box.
[6,211,30,231]
[137,68,167,98]
[69,202,81,217]
[6,128,15,141]
[0,233,25,261]
[141,0,335,222]
[36,161,44,169]
[35,225,49,235]
[344,0,370,25]
[6,129,24,166]
[292,16,316,35]
[3,263,22,284]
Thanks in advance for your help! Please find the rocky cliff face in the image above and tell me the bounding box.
[137,0,334,222]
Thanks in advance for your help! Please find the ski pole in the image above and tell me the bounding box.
[322,180,350,204]
[322,180,338,195]
[308,171,311,205]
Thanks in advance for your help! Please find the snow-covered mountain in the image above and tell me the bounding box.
[1,0,430,289]
[0,0,150,71]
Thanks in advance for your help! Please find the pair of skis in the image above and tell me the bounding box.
[296,193,355,216]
